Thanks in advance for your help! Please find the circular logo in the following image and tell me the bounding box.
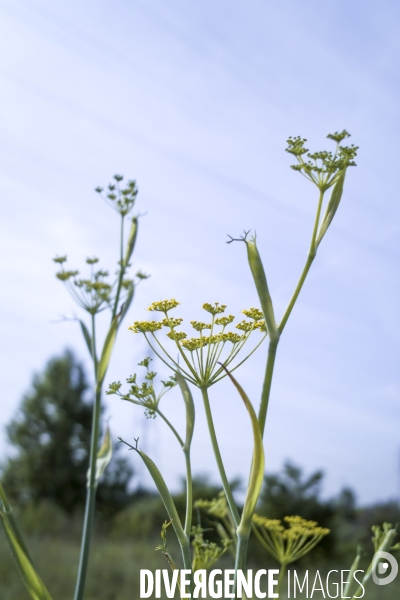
[372,551,398,586]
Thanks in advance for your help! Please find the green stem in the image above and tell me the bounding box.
[111,215,125,320]
[0,480,11,512]
[157,409,184,447]
[74,315,102,600]
[183,450,193,537]
[234,529,251,598]
[181,537,192,572]
[156,409,193,536]
[73,480,97,600]
[200,387,240,527]
[277,563,287,598]
[278,254,314,334]
[91,313,98,375]
[278,190,324,334]
[310,190,324,253]
[73,388,101,600]
[258,339,278,437]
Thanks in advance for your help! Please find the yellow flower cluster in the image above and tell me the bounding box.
[236,320,254,332]
[129,321,163,333]
[202,302,227,315]
[242,308,264,321]
[166,331,187,341]
[195,493,229,520]
[215,315,235,326]
[181,338,207,351]
[129,299,267,387]
[148,299,180,312]
[252,513,330,565]
[253,516,284,532]
[283,515,330,538]
[253,514,329,539]
[190,321,212,331]
[162,317,183,328]
[180,332,243,351]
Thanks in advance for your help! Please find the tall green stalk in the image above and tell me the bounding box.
[73,313,101,600]
[54,176,140,600]
[201,387,240,528]
[231,132,357,591]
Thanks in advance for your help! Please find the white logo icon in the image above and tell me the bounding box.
[372,551,398,585]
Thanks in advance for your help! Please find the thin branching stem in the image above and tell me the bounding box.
[111,215,125,320]
[200,387,240,527]
[278,189,324,334]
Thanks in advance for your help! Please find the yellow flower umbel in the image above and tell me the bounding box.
[253,514,329,564]
[129,300,267,388]
[253,515,330,595]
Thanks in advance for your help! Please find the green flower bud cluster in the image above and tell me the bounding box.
[135,270,150,280]
[286,130,358,192]
[128,300,268,387]
[53,256,113,314]
[54,175,147,323]
[95,174,138,217]
[191,525,231,572]
[195,493,229,520]
[372,522,400,553]
[54,250,145,316]
[107,357,176,419]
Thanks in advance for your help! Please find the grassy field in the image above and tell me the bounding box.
[1,531,399,599]
[0,533,162,600]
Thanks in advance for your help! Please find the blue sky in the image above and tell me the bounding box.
[0,0,399,505]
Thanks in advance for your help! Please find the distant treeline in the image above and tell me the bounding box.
[1,350,398,567]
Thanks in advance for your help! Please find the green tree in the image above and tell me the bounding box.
[258,462,359,560]
[1,349,132,515]
[260,461,331,522]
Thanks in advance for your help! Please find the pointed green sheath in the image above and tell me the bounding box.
[176,371,195,450]
[86,426,113,485]
[123,217,138,267]
[219,365,265,534]
[0,484,54,600]
[79,319,94,358]
[316,169,346,247]
[96,315,119,390]
[136,448,187,546]
[119,283,135,323]
[245,238,279,343]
